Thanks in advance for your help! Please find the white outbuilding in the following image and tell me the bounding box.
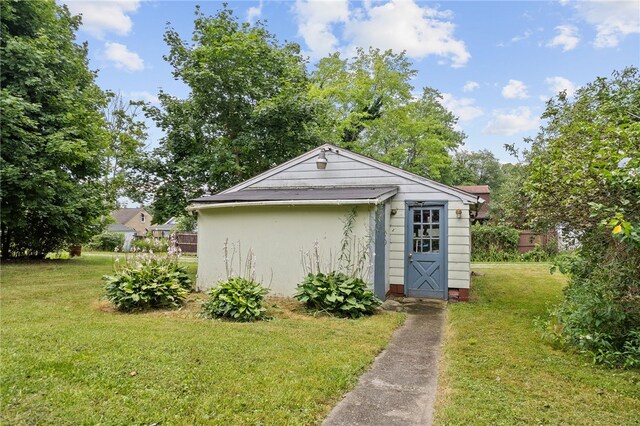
[189,144,479,301]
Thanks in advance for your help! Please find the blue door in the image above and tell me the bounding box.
[406,204,446,299]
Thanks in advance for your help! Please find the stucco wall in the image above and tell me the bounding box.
[196,204,372,296]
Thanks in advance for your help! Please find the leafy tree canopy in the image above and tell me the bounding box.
[102,92,148,209]
[1,0,109,258]
[142,6,324,222]
[525,66,640,237]
[311,49,465,182]
[448,149,505,190]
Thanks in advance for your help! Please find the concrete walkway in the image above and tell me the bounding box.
[323,299,446,426]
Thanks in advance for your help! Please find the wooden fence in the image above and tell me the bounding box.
[518,230,556,253]
[175,232,197,254]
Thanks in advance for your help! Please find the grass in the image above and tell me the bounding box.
[0,256,404,425]
[434,264,640,425]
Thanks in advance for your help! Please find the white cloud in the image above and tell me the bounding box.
[502,79,529,99]
[574,0,640,48]
[104,42,145,72]
[247,0,264,23]
[293,0,350,59]
[440,93,484,122]
[293,0,470,67]
[463,81,480,92]
[127,91,159,104]
[545,76,576,97]
[483,107,540,136]
[64,0,140,39]
[511,29,532,43]
[547,25,580,51]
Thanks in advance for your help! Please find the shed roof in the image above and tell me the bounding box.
[191,186,398,207]
[219,144,479,204]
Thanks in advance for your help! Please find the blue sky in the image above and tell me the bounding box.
[63,0,640,162]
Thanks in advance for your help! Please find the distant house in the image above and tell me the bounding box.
[150,217,178,238]
[454,185,490,224]
[110,207,152,236]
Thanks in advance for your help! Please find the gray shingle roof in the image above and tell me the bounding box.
[107,224,136,233]
[191,186,398,204]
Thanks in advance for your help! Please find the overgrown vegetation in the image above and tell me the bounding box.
[434,265,640,425]
[103,253,192,311]
[1,257,403,424]
[87,232,124,252]
[524,67,640,368]
[542,231,640,368]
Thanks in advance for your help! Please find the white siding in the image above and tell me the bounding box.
[243,150,472,292]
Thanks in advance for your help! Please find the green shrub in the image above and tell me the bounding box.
[103,255,192,312]
[472,224,520,253]
[88,232,124,251]
[542,229,640,368]
[131,237,169,253]
[471,246,521,262]
[471,225,558,262]
[201,277,269,322]
[294,272,381,318]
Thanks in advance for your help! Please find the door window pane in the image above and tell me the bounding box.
[411,207,442,254]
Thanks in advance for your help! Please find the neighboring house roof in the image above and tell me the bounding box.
[191,186,398,207]
[196,144,478,205]
[454,185,490,220]
[107,224,136,233]
[454,185,490,194]
[112,207,147,225]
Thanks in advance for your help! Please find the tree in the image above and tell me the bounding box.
[525,67,640,367]
[0,0,109,258]
[311,49,465,182]
[102,92,148,209]
[143,6,324,222]
[448,149,505,189]
[489,163,529,228]
[310,48,415,148]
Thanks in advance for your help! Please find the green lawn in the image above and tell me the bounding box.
[434,264,640,425]
[0,256,403,425]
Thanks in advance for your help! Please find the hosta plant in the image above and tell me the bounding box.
[294,272,381,319]
[201,277,269,322]
[103,254,192,312]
